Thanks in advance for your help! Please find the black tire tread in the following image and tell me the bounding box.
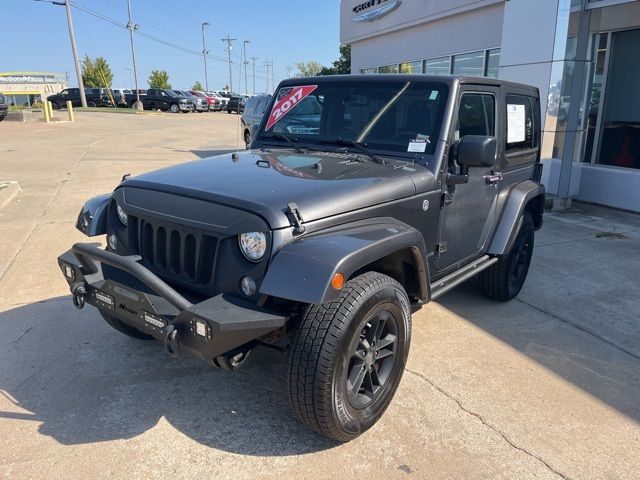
[480,212,534,301]
[287,272,409,441]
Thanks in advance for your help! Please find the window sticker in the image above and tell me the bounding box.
[407,138,427,153]
[265,85,318,131]
[507,104,526,143]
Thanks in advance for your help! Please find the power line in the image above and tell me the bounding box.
[221,36,236,93]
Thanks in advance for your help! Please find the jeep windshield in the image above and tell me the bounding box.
[256,80,449,165]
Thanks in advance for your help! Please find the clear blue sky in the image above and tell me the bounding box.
[3,0,341,92]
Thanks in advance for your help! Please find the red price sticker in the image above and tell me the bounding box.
[265,85,318,131]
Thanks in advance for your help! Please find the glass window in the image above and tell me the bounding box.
[485,48,500,78]
[258,81,450,163]
[452,51,485,76]
[360,67,376,74]
[505,94,536,154]
[456,93,495,141]
[378,64,399,74]
[400,61,423,74]
[424,56,451,75]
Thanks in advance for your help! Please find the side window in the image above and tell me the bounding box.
[59,89,68,96]
[455,93,495,141]
[245,97,257,114]
[160,91,167,97]
[505,94,536,154]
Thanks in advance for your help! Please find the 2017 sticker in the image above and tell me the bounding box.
[265,85,318,131]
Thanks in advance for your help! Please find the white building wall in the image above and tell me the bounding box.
[348,2,504,73]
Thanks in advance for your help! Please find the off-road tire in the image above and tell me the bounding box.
[244,130,251,148]
[287,272,412,442]
[480,212,535,301]
[99,311,153,340]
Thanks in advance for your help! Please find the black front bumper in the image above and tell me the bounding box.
[58,243,286,362]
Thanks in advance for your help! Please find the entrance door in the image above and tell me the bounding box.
[436,87,500,271]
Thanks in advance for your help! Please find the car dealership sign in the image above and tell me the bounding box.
[352,0,401,22]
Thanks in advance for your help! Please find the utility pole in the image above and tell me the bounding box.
[286,66,292,78]
[270,60,275,93]
[263,61,270,93]
[126,0,142,110]
[243,40,250,95]
[250,56,258,94]
[221,36,236,93]
[201,22,210,91]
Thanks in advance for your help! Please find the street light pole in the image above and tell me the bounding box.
[243,40,250,95]
[201,22,210,91]
[62,0,87,107]
[126,0,142,110]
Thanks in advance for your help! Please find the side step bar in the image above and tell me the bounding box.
[430,255,498,300]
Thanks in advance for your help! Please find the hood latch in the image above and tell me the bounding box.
[285,202,306,235]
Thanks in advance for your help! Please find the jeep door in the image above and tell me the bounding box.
[436,85,501,272]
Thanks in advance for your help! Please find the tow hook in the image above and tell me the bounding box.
[71,284,86,309]
[162,324,180,358]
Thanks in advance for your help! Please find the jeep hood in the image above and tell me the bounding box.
[120,149,435,230]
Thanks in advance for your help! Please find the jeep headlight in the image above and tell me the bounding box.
[238,232,266,262]
[116,203,128,226]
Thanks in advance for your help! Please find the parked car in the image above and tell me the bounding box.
[206,91,227,111]
[226,95,245,114]
[58,74,545,442]
[0,93,8,121]
[241,94,271,146]
[188,90,217,111]
[139,89,194,112]
[174,90,207,112]
[47,88,112,109]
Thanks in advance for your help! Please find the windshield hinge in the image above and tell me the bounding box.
[285,202,306,235]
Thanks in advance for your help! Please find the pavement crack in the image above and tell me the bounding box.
[405,368,570,480]
[12,326,32,344]
[515,298,640,361]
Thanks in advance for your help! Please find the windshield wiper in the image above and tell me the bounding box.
[319,138,384,164]
[266,133,305,153]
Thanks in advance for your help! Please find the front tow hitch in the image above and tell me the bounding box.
[162,324,180,357]
[71,283,86,309]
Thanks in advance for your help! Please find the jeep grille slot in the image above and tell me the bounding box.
[133,217,220,292]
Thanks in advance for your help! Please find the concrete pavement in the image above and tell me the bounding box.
[0,112,638,479]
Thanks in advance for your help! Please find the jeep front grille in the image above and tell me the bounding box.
[132,217,219,290]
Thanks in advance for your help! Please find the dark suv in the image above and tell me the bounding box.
[0,94,7,121]
[241,94,271,146]
[226,95,245,114]
[140,89,194,112]
[58,75,544,442]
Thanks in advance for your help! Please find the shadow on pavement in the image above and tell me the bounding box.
[0,297,335,455]
[438,278,640,423]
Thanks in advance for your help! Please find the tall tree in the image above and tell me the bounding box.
[295,61,323,77]
[81,55,113,87]
[192,81,203,91]
[148,70,171,89]
[320,45,351,76]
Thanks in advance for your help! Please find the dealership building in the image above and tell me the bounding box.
[0,72,67,107]
[340,0,640,212]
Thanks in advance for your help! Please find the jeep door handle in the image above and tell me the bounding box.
[484,173,503,184]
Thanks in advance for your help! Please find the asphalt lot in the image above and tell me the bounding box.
[0,111,638,480]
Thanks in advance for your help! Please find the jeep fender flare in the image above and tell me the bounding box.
[76,193,111,236]
[260,218,429,305]
[488,180,545,256]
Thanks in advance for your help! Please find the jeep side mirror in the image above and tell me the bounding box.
[457,135,497,175]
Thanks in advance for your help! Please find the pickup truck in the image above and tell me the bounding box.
[58,74,545,442]
[135,89,195,112]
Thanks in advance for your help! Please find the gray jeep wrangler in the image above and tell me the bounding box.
[58,75,544,442]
